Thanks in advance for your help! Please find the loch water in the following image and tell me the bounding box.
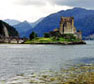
[0,41,93,80]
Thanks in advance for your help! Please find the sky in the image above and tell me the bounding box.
[0,0,94,22]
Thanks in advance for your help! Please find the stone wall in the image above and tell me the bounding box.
[75,31,82,40]
[59,17,76,34]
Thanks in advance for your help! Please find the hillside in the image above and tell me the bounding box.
[31,17,44,28]
[14,21,32,37]
[0,20,19,37]
[28,8,94,38]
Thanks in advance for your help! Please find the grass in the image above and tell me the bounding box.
[25,37,54,44]
[25,37,81,44]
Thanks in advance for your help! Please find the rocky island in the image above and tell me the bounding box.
[25,16,86,45]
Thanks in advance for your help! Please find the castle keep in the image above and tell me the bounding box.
[59,17,76,34]
[48,16,82,40]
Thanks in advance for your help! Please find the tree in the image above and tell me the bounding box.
[29,32,37,40]
[44,33,50,38]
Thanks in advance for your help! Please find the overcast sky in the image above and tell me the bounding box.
[0,0,94,22]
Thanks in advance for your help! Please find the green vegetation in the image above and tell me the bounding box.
[25,37,54,44]
[44,33,50,38]
[29,32,37,40]
[25,34,81,44]
[24,31,83,44]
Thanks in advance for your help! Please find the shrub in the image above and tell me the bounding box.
[44,33,50,38]
[29,32,37,40]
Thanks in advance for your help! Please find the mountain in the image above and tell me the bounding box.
[0,20,18,37]
[14,21,32,37]
[31,17,44,28]
[13,18,44,37]
[4,19,20,26]
[28,8,94,38]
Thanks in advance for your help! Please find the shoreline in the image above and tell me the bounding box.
[24,41,86,45]
[0,41,86,45]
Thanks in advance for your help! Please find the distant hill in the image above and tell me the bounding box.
[14,21,32,37]
[0,20,18,37]
[31,17,44,28]
[4,19,20,26]
[13,18,44,37]
[28,8,94,38]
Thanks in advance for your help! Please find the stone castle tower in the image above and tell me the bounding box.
[59,17,76,34]
[48,16,82,40]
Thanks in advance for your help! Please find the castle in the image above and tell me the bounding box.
[49,16,82,40]
[59,17,76,34]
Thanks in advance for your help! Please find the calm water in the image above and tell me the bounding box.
[0,41,94,80]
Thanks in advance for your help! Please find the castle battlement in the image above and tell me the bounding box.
[60,16,74,22]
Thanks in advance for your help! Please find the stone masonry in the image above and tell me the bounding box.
[59,16,76,34]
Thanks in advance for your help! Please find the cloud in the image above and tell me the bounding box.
[15,0,46,6]
[50,0,94,9]
[56,0,93,8]
[15,0,94,9]
[0,0,93,22]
